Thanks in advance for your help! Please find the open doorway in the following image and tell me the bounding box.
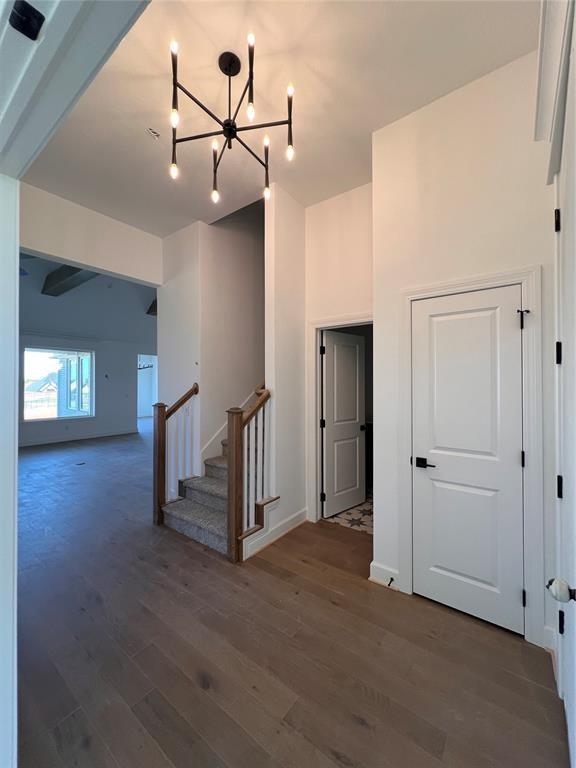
[319,323,373,535]
[137,353,158,431]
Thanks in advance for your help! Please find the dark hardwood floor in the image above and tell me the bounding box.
[18,420,569,767]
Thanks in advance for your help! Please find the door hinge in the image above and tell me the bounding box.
[556,341,563,365]
[522,589,527,608]
[557,475,564,499]
[319,418,326,429]
[521,450,526,468]
[555,208,561,233]
[319,345,326,355]
[559,609,565,635]
[410,456,413,465]
[517,309,531,330]
[320,491,326,503]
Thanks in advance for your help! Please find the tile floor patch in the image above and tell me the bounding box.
[325,497,373,534]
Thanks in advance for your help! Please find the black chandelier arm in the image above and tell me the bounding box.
[175,129,224,144]
[177,82,223,127]
[232,79,250,122]
[235,135,266,168]
[236,119,290,133]
[215,142,227,171]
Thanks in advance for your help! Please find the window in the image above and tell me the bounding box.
[23,348,94,421]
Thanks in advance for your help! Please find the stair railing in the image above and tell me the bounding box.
[227,383,277,562]
[153,383,199,525]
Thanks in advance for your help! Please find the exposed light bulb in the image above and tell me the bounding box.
[287,83,295,97]
[263,187,271,201]
[169,163,179,180]
[211,189,220,203]
[170,109,180,128]
[286,144,295,162]
[247,32,255,47]
[263,134,270,147]
[212,138,219,152]
[246,102,255,122]
[170,40,179,54]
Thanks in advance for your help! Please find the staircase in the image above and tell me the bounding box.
[154,383,276,562]
[162,440,229,555]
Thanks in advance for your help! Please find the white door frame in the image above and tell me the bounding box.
[399,266,545,647]
[306,312,373,524]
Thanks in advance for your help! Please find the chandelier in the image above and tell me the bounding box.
[168,34,294,202]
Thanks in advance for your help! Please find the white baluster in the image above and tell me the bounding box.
[242,429,250,531]
[263,400,269,498]
[248,417,256,529]
[256,408,264,503]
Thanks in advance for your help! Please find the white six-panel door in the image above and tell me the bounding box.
[412,285,525,633]
[322,331,366,518]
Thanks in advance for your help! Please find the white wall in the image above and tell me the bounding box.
[19,257,156,446]
[245,184,307,557]
[20,183,162,286]
[305,183,372,322]
[304,183,373,523]
[0,174,19,768]
[158,221,202,401]
[200,203,265,459]
[371,53,555,634]
[137,354,158,417]
[158,207,264,472]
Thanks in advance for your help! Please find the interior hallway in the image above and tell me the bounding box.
[18,426,569,768]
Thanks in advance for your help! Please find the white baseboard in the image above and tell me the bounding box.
[369,560,400,590]
[243,504,307,560]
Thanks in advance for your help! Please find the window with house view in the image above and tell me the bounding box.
[23,348,94,421]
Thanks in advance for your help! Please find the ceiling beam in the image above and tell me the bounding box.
[41,265,97,297]
[147,299,157,316]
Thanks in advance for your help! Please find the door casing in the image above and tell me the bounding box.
[306,313,373,525]
[395,266,545,647]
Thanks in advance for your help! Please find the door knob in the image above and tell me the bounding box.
[360,424,366,431]
[414,456,436,468]
[546,578,576,602]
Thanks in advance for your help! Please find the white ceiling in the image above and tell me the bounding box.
[24,0,540,237]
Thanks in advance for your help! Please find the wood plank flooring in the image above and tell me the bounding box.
[18,420,569,767]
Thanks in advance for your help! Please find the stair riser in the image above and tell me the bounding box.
[185,486,227,513]
[205,463,228,481]
[164,512,227,555]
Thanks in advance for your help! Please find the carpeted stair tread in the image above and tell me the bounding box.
[204,455,228,470]
[183,475,227,498]
[163,498,227,554]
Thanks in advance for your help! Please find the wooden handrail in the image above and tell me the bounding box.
[166,382,199,419]
[242,388,270,427]
[153,383,199,525]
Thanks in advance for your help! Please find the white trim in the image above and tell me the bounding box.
[534,0,574,182]
[369,561,400,589]
[242,502,305,559]
[547,2,575,183]
[0,175,19,768]
[305,312,373,525]
[545,624,559,657]
[393,266,546,647]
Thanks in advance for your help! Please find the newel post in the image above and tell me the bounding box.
[227,407,244,562]
[153,402,167,525]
